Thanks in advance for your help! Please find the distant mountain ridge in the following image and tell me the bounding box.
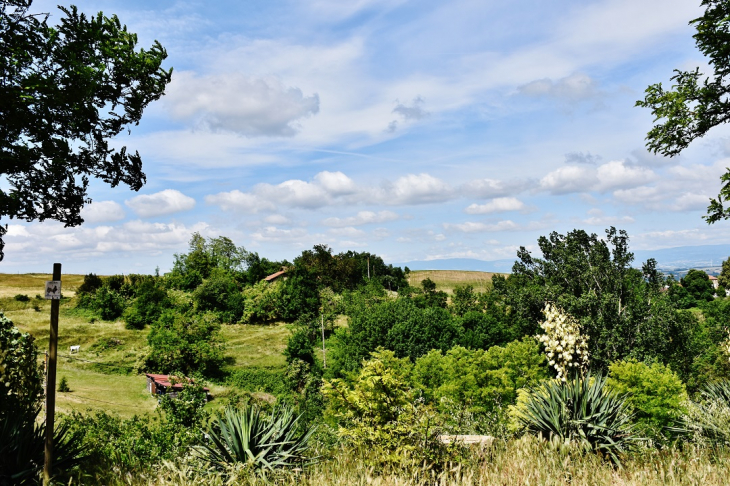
[396,244,730,276]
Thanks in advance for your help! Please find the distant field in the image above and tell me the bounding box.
[0,273,85,298]
[408,269,501,293]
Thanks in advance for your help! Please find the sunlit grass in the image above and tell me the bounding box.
[408,270,500,294]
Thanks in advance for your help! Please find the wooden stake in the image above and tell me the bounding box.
[44,263,61,485]
[321,314,326,369]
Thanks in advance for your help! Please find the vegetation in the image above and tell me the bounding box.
[0,0,172,260]
[6,225,730,482]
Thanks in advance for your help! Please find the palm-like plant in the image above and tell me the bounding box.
[198,404,316,472]
[513,373,636,463]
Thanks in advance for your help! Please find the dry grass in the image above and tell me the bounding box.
[69,438,730,486]
[408,270,501,294]
[0,273,85,298]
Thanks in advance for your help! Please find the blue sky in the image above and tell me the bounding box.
[6,0,730,274]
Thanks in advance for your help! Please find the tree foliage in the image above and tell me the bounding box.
[493,227,693,372]
[0,0,172,260]
[636,0,730,222]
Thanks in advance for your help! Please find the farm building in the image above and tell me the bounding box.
[263,268,288,283]
[145,373,210,398]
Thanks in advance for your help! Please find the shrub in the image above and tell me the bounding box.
[193,269,244,322]
[510,373,637,464]
[13,294,29,302]
[92,286,126,321]
[411,338,547,415]
[58,376,71,392]
[607,360,688,441]
[323,350,444,465]
[241,280,283,323]
[199,404,316,472]
[227,367,291,397]
[77,273,103,294]
[158,380,208,428]
[285,327,317,366]
[123,279,170,329]
[146,311,225,376]
[0,313,43,421]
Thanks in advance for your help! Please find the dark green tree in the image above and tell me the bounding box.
[636,0,730,222]
[493,227,695,372]
[718,256,730,289]
[681,269,715,302]
[0,0,172,260]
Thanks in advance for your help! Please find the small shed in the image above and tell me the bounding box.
[264,268,288,283]
[145,374,210,398]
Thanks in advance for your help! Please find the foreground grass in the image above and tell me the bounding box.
[69,438,730,485]
[408,270,499,294]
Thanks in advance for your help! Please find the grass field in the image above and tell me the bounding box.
[408,270,500,293]
[2,274,293,418]
[0,273,85,298]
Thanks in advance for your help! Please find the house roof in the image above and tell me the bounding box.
[145,374,209,392]
[264,269,288,281]
[709,275,718,281]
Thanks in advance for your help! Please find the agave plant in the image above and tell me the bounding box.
[0,409,87,484]
[198,404,316,472]
[512,372,636,463]
[672,380,730,445]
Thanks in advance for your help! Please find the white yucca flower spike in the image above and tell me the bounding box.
[537,302,589,379]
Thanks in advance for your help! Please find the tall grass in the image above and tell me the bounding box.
[68,438,730,485]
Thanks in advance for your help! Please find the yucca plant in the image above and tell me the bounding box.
[0,409,87,484]
[198,404,316,472]
[672,380,730,445]
[512,372,637,464]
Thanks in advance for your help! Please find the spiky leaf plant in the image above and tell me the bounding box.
[673,380,730,445]
[198,404,316,472]
[512,372,636,464]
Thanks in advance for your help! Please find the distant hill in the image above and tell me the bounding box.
[396,244,730,277]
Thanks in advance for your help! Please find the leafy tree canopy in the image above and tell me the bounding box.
[636,0,730,222]
[0,0,172,260]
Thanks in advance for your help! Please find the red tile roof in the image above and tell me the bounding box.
[145,374,209,392]
[264,269,288,281]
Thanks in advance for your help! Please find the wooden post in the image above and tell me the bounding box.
[44,263,61,485]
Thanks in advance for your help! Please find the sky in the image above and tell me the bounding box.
[5,0,730,275]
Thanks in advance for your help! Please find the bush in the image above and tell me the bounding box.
[607,360,688,441]
[0,313,43,421]
[123,279,170,329]
[323,349,444,466]
[58,376,71,392]
[677,380,730,445]
[193,269,244,322]
[13,294,29,302]
[285,327,317,366]
[227,367,291,397]
[412,338,547,415]
[199,404,316,472]
[241,280,283,323]
[92,286,126,321]
[158,381,208,428]
[77,273,103,295]
[510,373,637,464]
[146,311,225,376]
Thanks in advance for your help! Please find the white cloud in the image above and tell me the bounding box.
[565,151,602,165]
[540,166,597,194]
[382,173,453,205]
[164,71,319,137]
[313,171,357,195]
[465,197,525,214]
[580,209,634,226]
[205,190,276,213]
[126,189,196,218]
[461,178,531,198]
[322,210,398,227]
[81,201,126,224]
[595,160,655,192]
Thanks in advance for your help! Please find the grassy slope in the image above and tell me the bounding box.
[408,269,500,293]
[2,274,291,418]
